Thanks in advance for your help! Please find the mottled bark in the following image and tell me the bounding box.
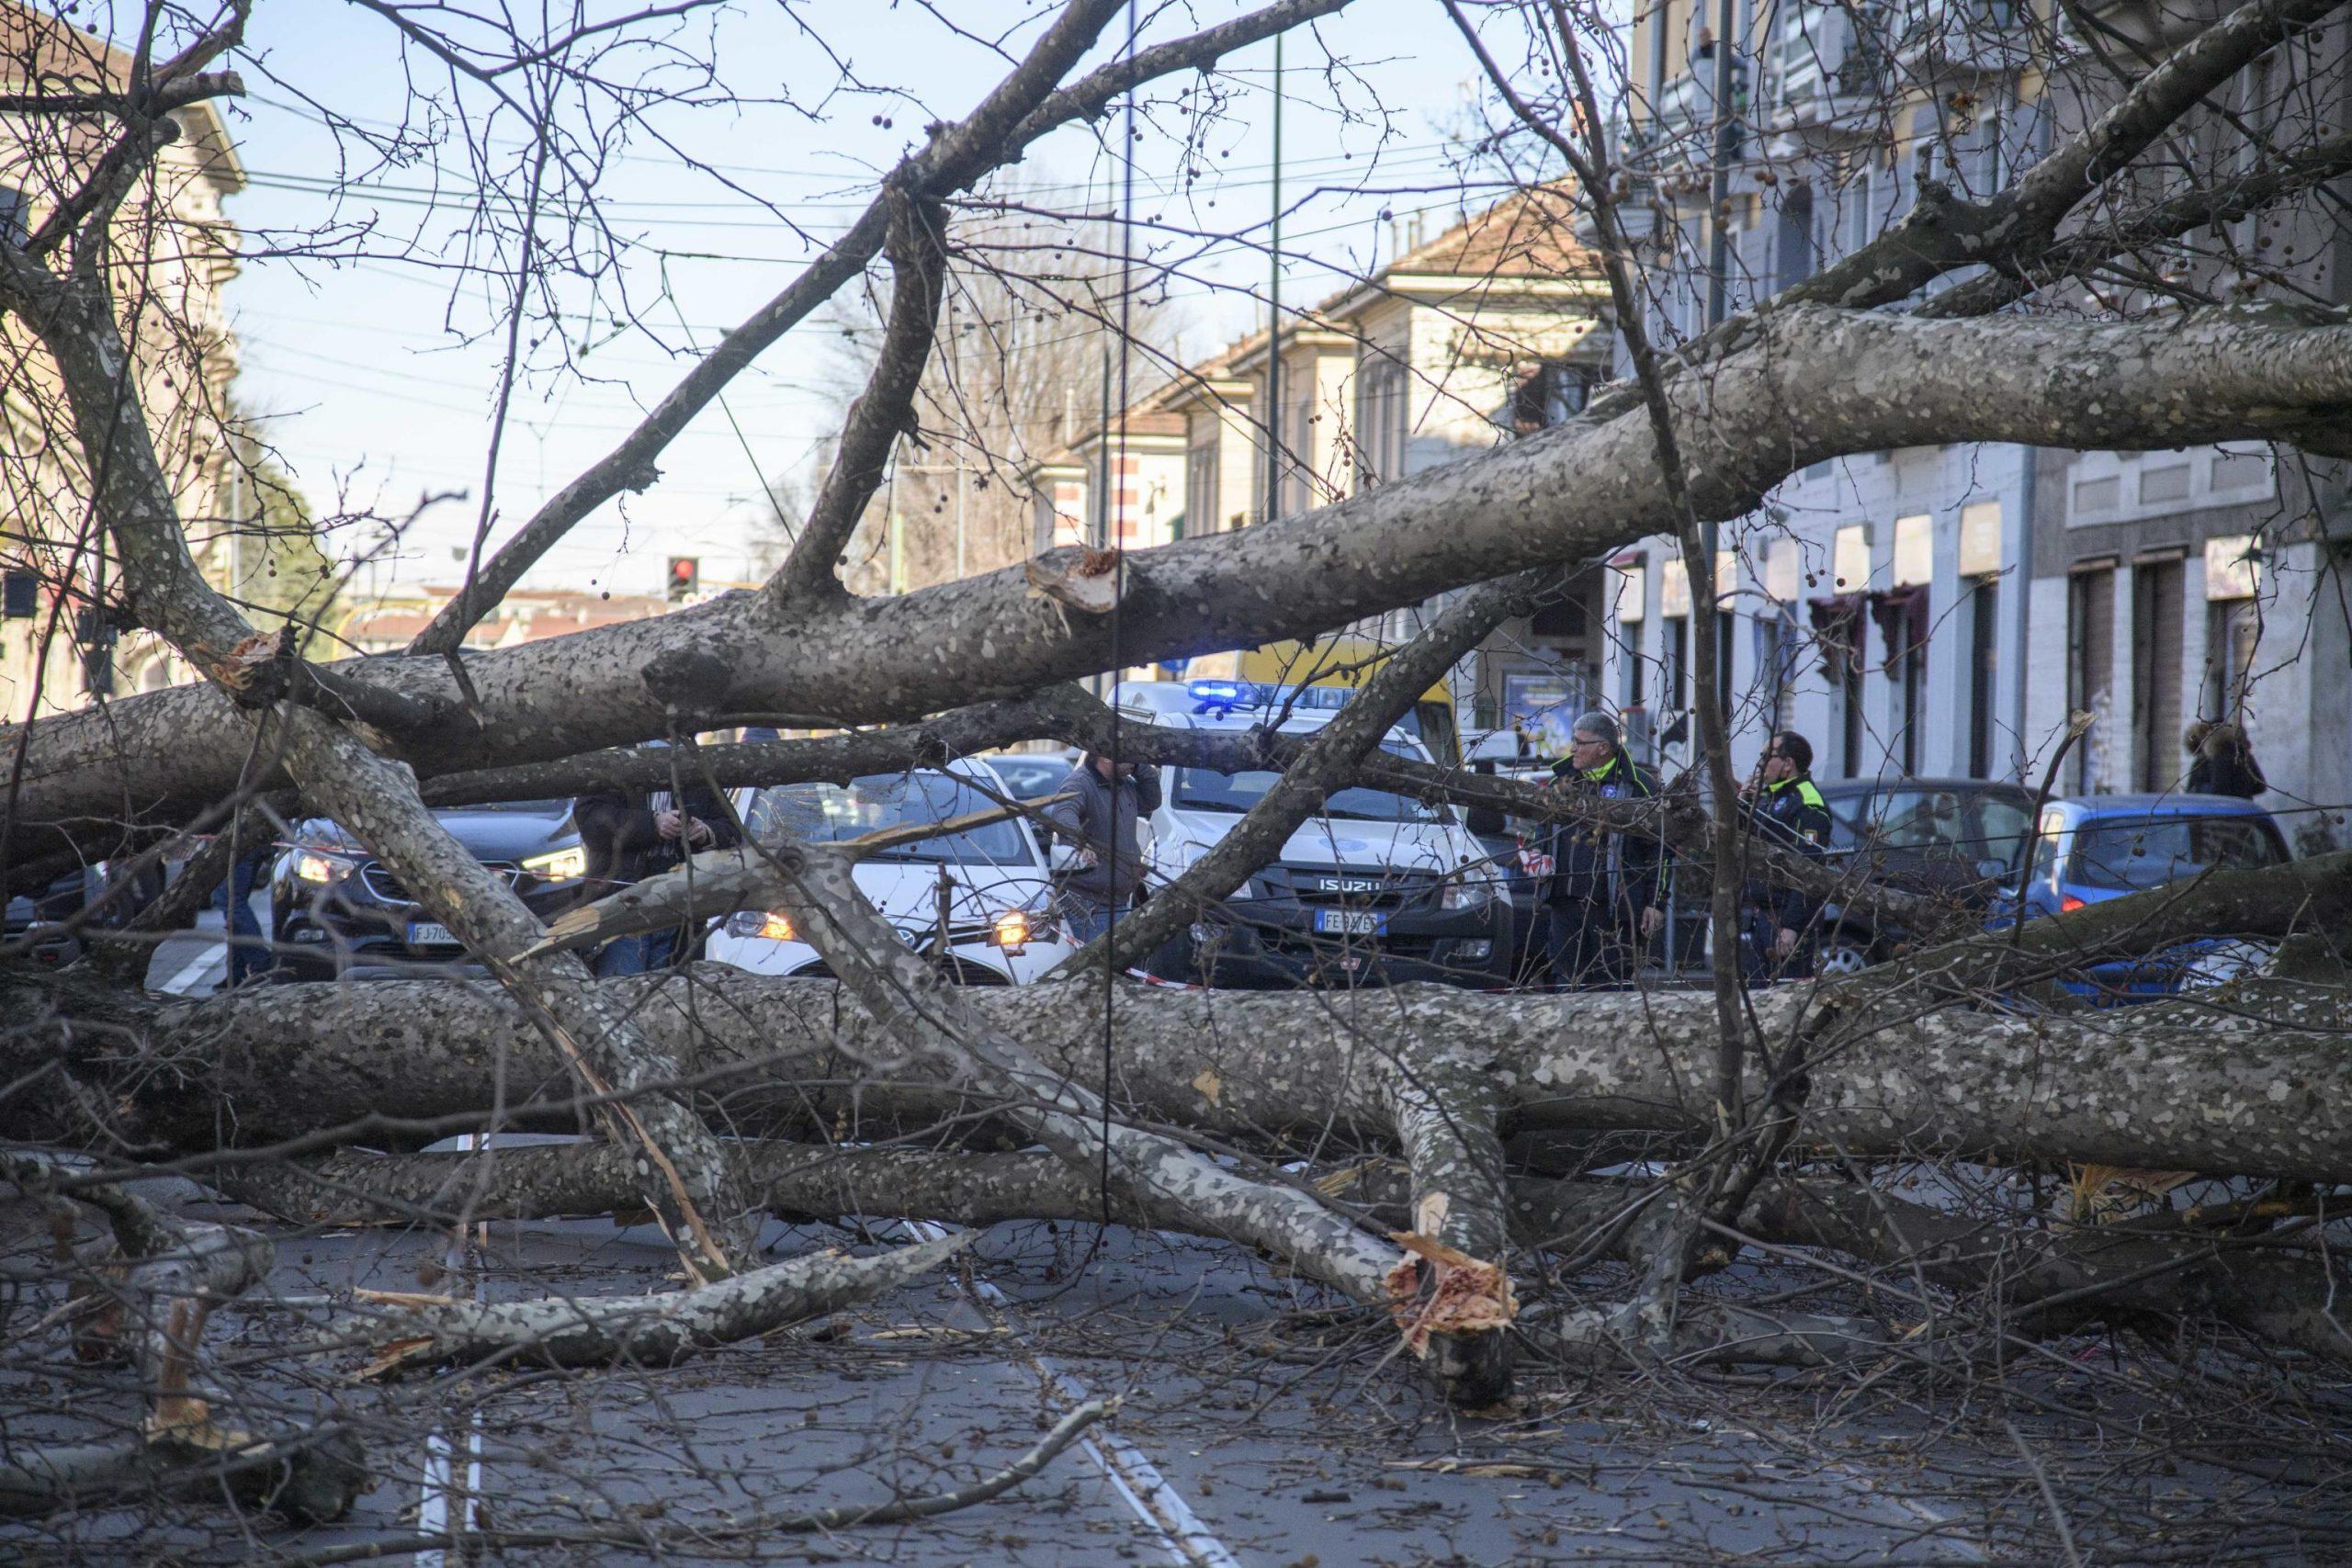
[341,1231,973,1378]
[21,968,2352,1183]
[14,308,2352,859]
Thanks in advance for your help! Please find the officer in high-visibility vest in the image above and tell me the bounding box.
[1538,712,1667,989]
[1741,730,1835,983]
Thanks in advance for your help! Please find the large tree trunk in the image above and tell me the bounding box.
[11,308,2352,860]
[23,970,2352,1182]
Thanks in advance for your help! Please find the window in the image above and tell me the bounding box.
[1898,631,1926,775]
[750,773,1037,866]
[2070,815,2284,893]
[1173,739,1445,823]
[1847,165,1873,254]
[0,186,28,247]
[1839,650,1864,777]
[2132,560,2185,791]
[2068,568,2115,793]
[2205,597,2260,721]
[1754,610,1798,731]
[1354,356,1409,482]
[1621,617,1645,710]
[1774,184,1815,290]
[1968,579,1999,778]
[1186,438,1219,536]
[1714,609,1736,720]
[1973,795,2034,871]
[1665,615,1690,722]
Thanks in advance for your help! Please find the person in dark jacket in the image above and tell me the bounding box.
[1041,751,1162,944]
[1537,712,1665,988]
[1739,730,1834,983]
[2185,718,2267,799]
[572,744,740,976]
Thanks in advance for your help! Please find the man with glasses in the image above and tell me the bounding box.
[1537,712,1666,988]
[1740,730,1834,982]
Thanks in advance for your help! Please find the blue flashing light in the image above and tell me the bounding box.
[1187,679,1250,712]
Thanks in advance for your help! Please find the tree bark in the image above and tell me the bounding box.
[13,307,2352,859]
[25,970,2352,1182]
[338,1231,974,1378]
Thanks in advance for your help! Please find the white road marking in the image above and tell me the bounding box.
[157,945,223,996]
[907,1221,1242,1568]
[417,1137,488,1568]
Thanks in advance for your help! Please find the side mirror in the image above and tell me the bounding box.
[1974,858,2009,881]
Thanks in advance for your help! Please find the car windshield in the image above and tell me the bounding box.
[2070,814,2283,892]
[1872,789,2032,866]
[989,759,1074,803]
[1173,740,1449,823]
[447,798,571,815]
[747,773,1036,866]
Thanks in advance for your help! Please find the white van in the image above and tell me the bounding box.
[1119,682,1508,988]
[704,759,1073,985]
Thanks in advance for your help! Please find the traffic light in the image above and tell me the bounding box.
[665,556,699,604]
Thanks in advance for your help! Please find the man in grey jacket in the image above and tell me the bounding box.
[1042,751,1162,943]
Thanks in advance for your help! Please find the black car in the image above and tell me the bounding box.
[4,856,182,969]
[269,798,585,979]
[1811,777,2038,975]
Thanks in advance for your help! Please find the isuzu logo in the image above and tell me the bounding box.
[1316,876,1379,894]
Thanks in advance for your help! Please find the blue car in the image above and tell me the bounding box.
[1993,794,2291,1001]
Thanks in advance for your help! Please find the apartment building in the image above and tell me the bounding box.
[0,4,248,716]
[1598,1,2349,839]
[1027,187,1615,741]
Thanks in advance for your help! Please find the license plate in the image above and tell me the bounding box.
[408,921,457,947]
[1314,909,1385,937]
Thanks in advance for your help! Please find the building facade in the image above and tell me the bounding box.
[1598,1,2348,840]
[0,4,249,718]
[1026,189,1614,738]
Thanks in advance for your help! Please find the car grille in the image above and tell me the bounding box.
[360,861,521,904]
[1261,865,1440,911]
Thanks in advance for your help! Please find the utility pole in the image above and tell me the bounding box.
[1262,31,1283,528]
[1699,0,1738,639]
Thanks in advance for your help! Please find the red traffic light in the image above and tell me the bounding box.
[665,556,700,603]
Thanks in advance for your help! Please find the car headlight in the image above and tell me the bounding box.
[522,843,587,883]
[291,850,356,886]
[724,909,797,941]
[989,908,1057,952]
[1441,874,1497,912]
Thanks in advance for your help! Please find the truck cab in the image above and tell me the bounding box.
[1119,681,1508,988]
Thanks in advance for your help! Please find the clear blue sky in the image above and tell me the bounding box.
[216,1,1532,600]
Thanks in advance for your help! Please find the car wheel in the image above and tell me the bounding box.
[1817,934,1873,976]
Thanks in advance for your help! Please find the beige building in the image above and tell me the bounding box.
[0,4,246,716]
[336,587,682,656]
[1025,188,1612,735]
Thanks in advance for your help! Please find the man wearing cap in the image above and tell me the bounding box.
[1043,750,1162,945]
[1740,729,1835,982]
[1538,712,1667,988]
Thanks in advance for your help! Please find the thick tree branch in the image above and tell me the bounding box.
[773,190,950,601]
[406,0,1353,654]
[15,305,2352,856]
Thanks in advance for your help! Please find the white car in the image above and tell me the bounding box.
[704,759,1074,985]
[1120,681,1510,988]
